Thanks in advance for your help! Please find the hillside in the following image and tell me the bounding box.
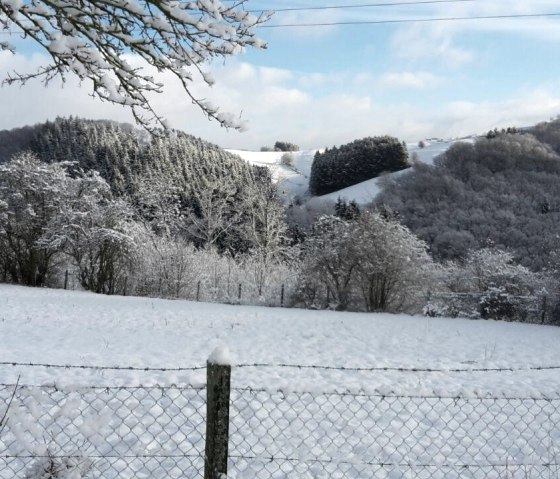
[0,119,471,205]
[378,128,560,270]
[0,118,264,197]
[229,138,473,204]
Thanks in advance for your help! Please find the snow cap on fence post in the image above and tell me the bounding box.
[205,347,231,479]
[208,346,232,366]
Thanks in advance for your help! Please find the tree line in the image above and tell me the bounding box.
[2,117,560,323]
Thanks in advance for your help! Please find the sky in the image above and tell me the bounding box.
[2,0,560,149]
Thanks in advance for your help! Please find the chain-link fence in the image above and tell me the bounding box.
[230,388,560,479]
[1,365,560,479]
[0,384,206,479]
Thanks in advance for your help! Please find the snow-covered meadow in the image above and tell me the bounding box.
[1,284,559,397]
[2,285,560,479]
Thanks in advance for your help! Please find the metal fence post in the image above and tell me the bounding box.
[205,351,231,479]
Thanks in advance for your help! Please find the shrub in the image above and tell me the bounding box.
[280,152,295,167]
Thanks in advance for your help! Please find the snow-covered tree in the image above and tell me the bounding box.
[0,152,71,286]
[41,171,138,294]
[0,1,271,131]
[353,213,434,312]
[182,179,241,249]
[241,178,289,293]
[296,215,359,310]
[431,248,548,321]
[295,212,436,312]
[0,153,138,292]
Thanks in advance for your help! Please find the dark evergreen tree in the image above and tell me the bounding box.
[334,198,361,220]
[274,141,299,152]
[309,136,410,196]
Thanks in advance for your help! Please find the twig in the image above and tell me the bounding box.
[0,374,20,436]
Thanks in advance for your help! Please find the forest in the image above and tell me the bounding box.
[2,117,560,324]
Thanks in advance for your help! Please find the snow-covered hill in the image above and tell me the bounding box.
[226,148,318,199]
[227,137,476,204]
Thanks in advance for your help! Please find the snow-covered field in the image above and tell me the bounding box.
[228,138,475,204]
[1,284,559,398]
[2,285,560,479]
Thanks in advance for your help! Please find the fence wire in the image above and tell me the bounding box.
[0,385,206,479]
[230,389,560,479]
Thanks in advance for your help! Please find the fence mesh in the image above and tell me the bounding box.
[2,376,560,479]
[230,388,560,479]
[0,384,206,479]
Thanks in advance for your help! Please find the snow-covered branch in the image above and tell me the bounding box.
[0,0,272,131]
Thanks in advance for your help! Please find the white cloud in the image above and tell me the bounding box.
[390,25,473,67]
[2,52,560,151]
[379,71,442,89]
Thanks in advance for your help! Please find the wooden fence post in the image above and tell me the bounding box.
[237,283,242,301]
[280,284,285,307]
[197,281,201,302]
[64,270,69,290]
[205,349,231,479]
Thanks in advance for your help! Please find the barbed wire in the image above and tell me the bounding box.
[228,453,560,470]
[0,453,200,459]
[2,360,560,373]
[0,383,205,390]
[234,362,560,373]
[0,361,206,371]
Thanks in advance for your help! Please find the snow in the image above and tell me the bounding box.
[228,137,477,204]
[1,284,559,479]
[208,345,232,366]
[0,284,559,398]
[226,149,318,200]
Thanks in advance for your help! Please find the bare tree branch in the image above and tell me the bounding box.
[0,0,272,132]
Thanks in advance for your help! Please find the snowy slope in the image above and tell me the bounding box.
[1,284,559,398]
[228,138,476,204]
[226,149,318,199]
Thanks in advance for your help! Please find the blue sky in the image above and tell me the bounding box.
[2,0,560,149]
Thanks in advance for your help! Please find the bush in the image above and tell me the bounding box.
[479,287,520,321]
[280,152,295,167]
